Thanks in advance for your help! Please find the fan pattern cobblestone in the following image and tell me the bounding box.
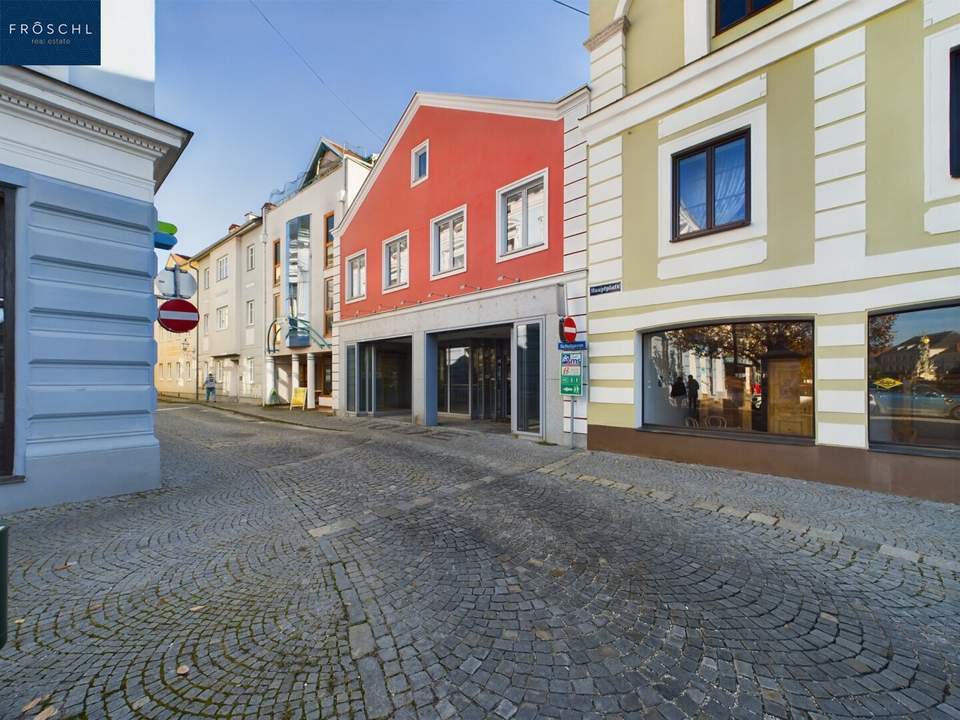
[0,404,958,720]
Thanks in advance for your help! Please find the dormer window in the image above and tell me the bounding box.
[411,140,429,186]
[716,0,782,34]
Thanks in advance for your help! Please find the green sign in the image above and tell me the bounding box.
[560,350,584,396]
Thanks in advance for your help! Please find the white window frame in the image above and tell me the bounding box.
[202,313,209,336]
[203,267,210,289]
[429,204,468,280]
[216,305,229,331]
[924,22,960,203]
[411,139,429,187]
[245,298,255,326]
[657,104,767,258]
[246,244,255,271]
[345,249,367,303]
[216,255,229,282]
[495,168,550,262]
[382,231,410,293]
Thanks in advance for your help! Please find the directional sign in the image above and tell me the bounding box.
[561,316,578,343]
[157,298,199,333]
[560,349,584,397]
[157,221,178,235]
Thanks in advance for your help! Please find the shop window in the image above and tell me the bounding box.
[716,0,782,34]
[498,172,547,258]
[383,233,409,290]
[516,322,541,434]
[324,211,335,269]
[431,208,466,277]
[346,345,357,412]
[642,320,814,437]
[868,304,960,453]
[673,129,750,240]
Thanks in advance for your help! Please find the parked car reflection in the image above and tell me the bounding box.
[868,381,960,420]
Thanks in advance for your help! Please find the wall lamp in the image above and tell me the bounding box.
[459,283,481,291]
[426,292,449,299]
[497,274,519,283]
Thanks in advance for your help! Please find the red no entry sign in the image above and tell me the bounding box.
[561,316,577,343]
[157,298,199,333]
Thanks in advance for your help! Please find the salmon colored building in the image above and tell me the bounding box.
[337,89,590,445]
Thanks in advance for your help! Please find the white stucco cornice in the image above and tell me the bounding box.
[337,88,590,239]
[578,0,908,145]
[0,66,191,197]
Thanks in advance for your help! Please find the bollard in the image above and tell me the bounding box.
[0,524,6,649]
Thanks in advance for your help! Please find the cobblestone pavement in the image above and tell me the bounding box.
[1,404,958,720]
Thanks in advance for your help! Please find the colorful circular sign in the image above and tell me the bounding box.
[561,316,578,343]
[157,298,199,333]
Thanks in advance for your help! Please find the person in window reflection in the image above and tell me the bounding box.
[687,375,700,417]
[670,376,687,406]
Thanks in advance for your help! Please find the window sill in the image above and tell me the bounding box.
[496,242,548,263]
[382,282,409,295]
[637,423,815,446]
[868,442,960,461]
[671,219,750,243]
[430,266,467,281]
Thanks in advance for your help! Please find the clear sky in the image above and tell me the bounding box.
[154,0,589,256]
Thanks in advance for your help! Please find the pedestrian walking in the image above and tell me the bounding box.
[204,373,217,402]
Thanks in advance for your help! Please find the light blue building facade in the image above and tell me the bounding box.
[0,51,190,511]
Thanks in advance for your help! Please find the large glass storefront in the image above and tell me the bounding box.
[516,322,541,434]
[868,304,960,452]
[643,320,814,438]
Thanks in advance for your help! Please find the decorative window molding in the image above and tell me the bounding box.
[496,169,550,262]
[658,105,767,258]
[411,139,429,187]
[429,205,468,279]
[924,23,960,201]
[345,249,367,303]
[382,231,410,293]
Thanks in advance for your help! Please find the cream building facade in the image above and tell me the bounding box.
[580,0,959,501]
[154,254,198,398]
[192,215,265,402]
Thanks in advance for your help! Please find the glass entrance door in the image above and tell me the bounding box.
[0,189,12,475]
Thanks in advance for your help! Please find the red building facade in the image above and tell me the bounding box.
[337,90,590,444]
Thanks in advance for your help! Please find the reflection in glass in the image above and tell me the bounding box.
[346,345,356,412]
[677,151,707,235]
[435,213,465,274]
[516,323,541,434]
[643,321,814,437]
[714,137,747,226]
[868,305,960,452]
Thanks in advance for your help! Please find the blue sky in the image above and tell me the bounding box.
[154,0,589,256]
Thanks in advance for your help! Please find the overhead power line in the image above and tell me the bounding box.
[247,0,385,144]
[548,0,588,16]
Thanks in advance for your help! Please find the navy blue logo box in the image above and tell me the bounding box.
[1,0,101,66]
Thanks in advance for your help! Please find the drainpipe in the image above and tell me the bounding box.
[261,205,270,406]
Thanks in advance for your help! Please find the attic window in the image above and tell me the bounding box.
[411,140,429,186]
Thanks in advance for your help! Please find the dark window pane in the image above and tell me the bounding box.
[951,47,960,178]
[753,0,778,10]
[868,305,960,452]
[643,321,814,437]
[677,151,708,235]
[346,345,357,412]
[718,0,748,30]
[516,323,541,433]
[714,137,747,226]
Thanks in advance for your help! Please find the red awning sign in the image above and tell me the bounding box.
[158,298,199,333]
[561,316,577,343]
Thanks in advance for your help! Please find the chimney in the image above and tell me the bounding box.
[244,211,258,222]
[228,223,240,232]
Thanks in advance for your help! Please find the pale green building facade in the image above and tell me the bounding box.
[580,0,959,501]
